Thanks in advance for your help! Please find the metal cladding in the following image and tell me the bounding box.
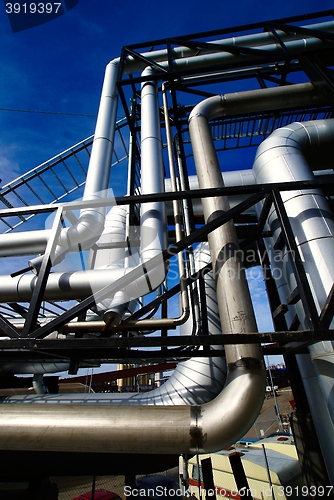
[0,14,334,471]
[253,119,334,483]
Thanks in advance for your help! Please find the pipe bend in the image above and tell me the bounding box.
[194,354,265,453]
[254,119,334,182]
[30,60,121,273]
[189,95,224,123]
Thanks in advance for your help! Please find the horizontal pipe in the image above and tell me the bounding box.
[5,243,226,405]
[0,82,325,260]
[165,170,256,216]
[0,353,263,454]
[0,19,333,457]
[0,230,51,258]
[122,21,334,75]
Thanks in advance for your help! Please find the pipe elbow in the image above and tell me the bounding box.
[107,57,120,68]
[253,119,334,183]
[194,355,266,453]
[189,95,224,123]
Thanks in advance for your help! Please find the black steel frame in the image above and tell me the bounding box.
[1,10,334,368]
[1,177,334,362]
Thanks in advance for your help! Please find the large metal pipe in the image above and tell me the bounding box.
[121,21,334,75]
[0,22,334,456]
[165,170,257,216]
[140,68,168,264]
[252,119,334,483]
[0,83,323,286]
[29,60,120,272]
[93,204,132,326]
[0,18,332,261]
[0,229,51,258]
[4,243,226,405]
[188,88,267,453]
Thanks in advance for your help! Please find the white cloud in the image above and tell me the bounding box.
[0,146,20,187]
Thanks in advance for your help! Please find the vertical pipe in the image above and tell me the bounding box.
[252,118,334,484]
[188,99,266,451]
[140,68,167,265]
[30,60,120,271]
[162,83,189,320]
[189,106,264,369]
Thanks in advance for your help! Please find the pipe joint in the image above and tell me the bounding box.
[189,405,203,449]
[228,356,265,371]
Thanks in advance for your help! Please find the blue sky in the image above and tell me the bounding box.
[1,0,332,371]
[1,0,332,187]
[1,0,331,187]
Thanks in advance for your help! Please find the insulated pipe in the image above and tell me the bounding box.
[1,19,332,260]
[188,87,266,447]
[162,82,189,324]
[253,120,334,325]
[93,205,132,326]
[140,68,167,264]
[0,230,51,258]
[252,119,334,483]
[1,84,319,454]
[121,21,334,75]
[0,83,324,307]
[1,22,334,455]
[4,243,226,405]
[190,82,324,120]
[29,60,120,272]
[164,170,256,216]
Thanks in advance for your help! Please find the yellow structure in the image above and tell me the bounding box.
[188,435,304,500]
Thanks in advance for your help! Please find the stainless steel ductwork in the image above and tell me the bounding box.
[29,60,120,273]
[0,18,332,260]
[3,242,226,406]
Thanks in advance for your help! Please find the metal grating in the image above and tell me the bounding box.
[181,107,333,150]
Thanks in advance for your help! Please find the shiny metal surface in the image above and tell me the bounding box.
[29,60,120,272]
[0,229,51,258]
[140,68,167,264]
[189,90,266,448]
[121,21,334,75]
[1,20,334,459]
[252,118,334,483]
[164,170,256,216]
[4,242,226,406]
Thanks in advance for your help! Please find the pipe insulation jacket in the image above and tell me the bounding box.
[140,67,168,263]
[8,19,334,269]
[4,243,226,405]
[29,60,120,272]
[252,118,334,484]
[121,21,334,75]
[188,85,267,446]
[1,19,334,456]
[0,82,326,262]
[0,17,331,263]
